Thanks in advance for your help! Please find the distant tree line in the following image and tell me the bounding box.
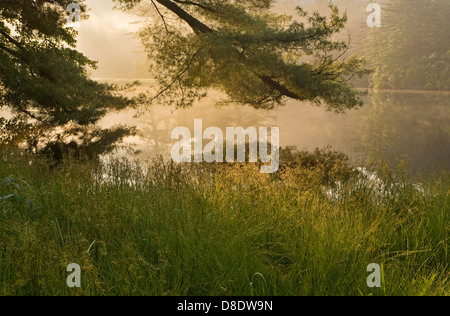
[365,0,450,90]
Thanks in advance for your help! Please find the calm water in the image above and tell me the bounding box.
[99,82,449,177]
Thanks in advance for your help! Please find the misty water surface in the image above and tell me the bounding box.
[99,80,450,177]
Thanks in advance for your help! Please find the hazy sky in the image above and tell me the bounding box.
[76,0,146,79]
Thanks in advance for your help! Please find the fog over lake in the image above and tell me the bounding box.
[99,80,450,177]
[65,0,449,177]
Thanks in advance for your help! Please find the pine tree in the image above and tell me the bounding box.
[117,0,370,112]
[0,0,136,158]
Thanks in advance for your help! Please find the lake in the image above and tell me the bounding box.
[99,81,450,177]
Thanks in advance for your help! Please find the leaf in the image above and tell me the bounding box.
[0,194,15,202]
[21,180,32,188]
[1,177,14,187]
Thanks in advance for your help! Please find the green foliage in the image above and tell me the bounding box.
[278,146,356,185]
[117,0,370,111]
[0,0,136,158]
[366,0,450,90]
[0,149,448,296]
[0,176,34,212]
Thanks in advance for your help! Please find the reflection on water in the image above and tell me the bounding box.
[100,83,450,176]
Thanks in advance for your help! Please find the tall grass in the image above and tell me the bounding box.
[0,148,448,296]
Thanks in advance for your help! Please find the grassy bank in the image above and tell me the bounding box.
[0,149,448,296]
